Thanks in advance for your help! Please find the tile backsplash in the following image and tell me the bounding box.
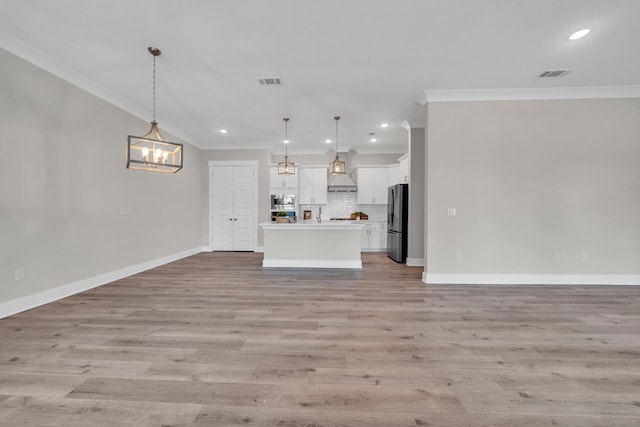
[299,193,387,221]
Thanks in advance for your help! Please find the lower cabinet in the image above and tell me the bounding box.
[360,222,387,252]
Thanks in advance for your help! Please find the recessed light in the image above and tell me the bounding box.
[568,28,591,41]
[325,139,332,144]
[284,139,290,144]
[380,122,389,128]
[218,129,228,134]
[370,138,377,143]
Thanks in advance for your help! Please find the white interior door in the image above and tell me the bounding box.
[232,166,255,251]
[211,166,235,250]
[210,162,257,251]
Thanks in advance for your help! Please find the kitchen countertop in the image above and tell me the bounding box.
[261,221,364,229]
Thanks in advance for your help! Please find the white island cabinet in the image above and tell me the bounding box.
[261,222,363,268]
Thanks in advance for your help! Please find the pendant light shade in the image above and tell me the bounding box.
[127,47,183,173]
[329,116,345,175]
[277,117,295,175]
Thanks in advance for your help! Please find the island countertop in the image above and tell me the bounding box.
[260,221,364,230]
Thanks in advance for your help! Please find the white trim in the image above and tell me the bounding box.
[424,86,640,103]
[0,247,203,319]
[406,257,425,267]
[361,248,387,253]
[255,246,264,253]
[262,259,362,269]
[423,274,640,286]
[0,30,205,149]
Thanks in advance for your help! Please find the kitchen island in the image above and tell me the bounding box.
[261,221,364,268]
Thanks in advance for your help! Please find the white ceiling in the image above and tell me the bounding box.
[1,0,639,154]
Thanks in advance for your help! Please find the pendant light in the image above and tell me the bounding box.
[329,116,345,175]
[127,47,183,173]
[277,117,295,175]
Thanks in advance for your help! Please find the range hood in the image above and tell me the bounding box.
[327,173,357,192]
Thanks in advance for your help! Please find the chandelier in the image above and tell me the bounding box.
[126,47,183,173]
[329,116,345,175]
[277,117,295,175]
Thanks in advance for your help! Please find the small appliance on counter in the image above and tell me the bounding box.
[387,183,408,263]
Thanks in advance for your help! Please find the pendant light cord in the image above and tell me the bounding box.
[152,52,156,123]
[284,117,289,158]
[148,47,161,123]
[334,116,340,154]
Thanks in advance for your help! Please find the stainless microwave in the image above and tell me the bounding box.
[271,194,296,211]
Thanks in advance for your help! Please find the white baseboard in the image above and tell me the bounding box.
[423,273,640,286]
[262,259,362,269]
[0,247,204,319]
[406,257,424,267]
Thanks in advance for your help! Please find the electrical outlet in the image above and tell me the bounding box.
[456,252,463,263]
[554,253,561,262]
[448,208,456,216]
[581,253,588,262]
[120,207,130,216]
[561,253,567,262]
[15,268,25,281]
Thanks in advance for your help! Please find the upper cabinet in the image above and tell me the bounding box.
[353,167,389,205]
[388,154,410,186]
[270,166,298,191]
[389,164,401,186]
[299,167,328,205]
[399,154,409,184]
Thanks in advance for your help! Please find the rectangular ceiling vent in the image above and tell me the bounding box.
[538,70,572,78]
[258,77,281,85]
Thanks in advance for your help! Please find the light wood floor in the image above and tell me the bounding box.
[1,252,639,426]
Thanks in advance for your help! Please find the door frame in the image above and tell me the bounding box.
[208,160,259,252]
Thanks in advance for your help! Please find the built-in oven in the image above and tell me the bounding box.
[271,194,296,211]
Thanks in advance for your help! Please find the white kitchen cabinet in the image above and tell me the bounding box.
[354,167,389,204]
[388,164,401,186]
[361,222,387,252]
[399,154,410,183]
[270,166,298,191]
[299,167,328,204]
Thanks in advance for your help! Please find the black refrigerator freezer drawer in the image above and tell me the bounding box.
[387,231,405,263]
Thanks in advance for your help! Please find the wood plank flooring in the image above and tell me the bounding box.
[1,252,639,426]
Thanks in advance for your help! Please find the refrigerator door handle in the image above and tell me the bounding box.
[389,187,395,225]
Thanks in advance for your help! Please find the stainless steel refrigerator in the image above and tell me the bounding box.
[387,183,408,263]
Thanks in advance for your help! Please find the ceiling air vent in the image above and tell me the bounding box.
[538,70,572,78]
[258,77,281,85]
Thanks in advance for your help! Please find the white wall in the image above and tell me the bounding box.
[425,98,640,283]
[0,48,205,311]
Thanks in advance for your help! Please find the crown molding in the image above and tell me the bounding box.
[0,30,207,150]
[424,86,640,103]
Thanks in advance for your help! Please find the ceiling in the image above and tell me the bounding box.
[1,1,639,155]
